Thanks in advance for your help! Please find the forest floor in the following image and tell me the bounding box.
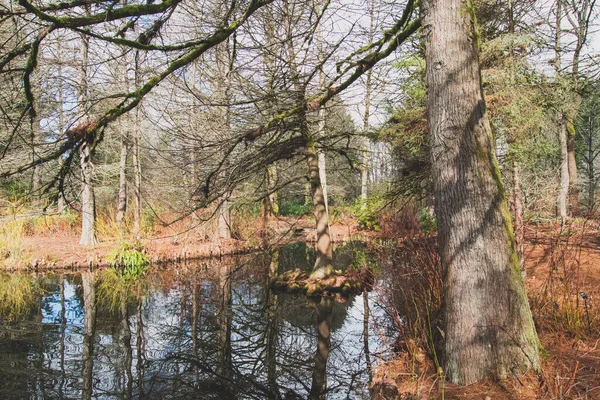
[374,220,600,400]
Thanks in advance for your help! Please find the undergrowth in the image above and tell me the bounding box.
[108,242,150,281]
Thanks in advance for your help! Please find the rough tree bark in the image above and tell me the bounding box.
[422,0,541,385]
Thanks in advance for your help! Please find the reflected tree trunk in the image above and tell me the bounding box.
[121,288,133,399]
[308,297,332,400]
[81,271,96,400]
[266,251,281,399]
[363,289,372,383]
[136,296,146,398]
[192,277,201,385]
[216,263,233,383]
[59,275,66,398]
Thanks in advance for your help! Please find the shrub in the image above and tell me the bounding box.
[280,200,310,216]
[418,207,436,234]
[354,196,385,231]
[108,242,150,281]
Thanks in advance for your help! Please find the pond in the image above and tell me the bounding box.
[0,243,396,399]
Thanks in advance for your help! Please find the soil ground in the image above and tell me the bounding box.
[7,216,365,270]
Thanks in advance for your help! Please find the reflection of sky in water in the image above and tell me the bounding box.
[0,255,395,399]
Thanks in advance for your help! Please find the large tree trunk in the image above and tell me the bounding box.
[422,0,540,385]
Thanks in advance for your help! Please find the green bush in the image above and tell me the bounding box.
[354,196,384,231]
[419,207,436,234]
[108,242,150,281]
[280,200,310,216]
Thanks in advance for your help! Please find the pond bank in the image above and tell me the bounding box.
[2,217,376,270]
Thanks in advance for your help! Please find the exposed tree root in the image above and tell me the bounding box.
[270,267,373,296]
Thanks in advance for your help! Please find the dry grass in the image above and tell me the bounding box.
[372,219,600,399]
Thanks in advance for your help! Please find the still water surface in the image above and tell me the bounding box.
[0,243,393,399]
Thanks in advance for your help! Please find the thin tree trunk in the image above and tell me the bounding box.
[79,142,97,245]
[32,72,42,201]
[361,0,375,209]
[56,42,66,213]
[567,123,579,214]
[132,51,142,237]
[316,16,329,220]
[215,36,232,240]
[558,121,569,219]
[78,8,96,246]
[116,130,128,224]
[422,0,540,384]
[306,140,334,279]
[513,162,525,278]
[318,152,329,220]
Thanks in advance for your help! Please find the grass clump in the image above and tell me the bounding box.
[0,219,27,265]
[0,273,39,320]
[108,242,150,281]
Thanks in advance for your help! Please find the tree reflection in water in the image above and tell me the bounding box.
[0,244,388,399]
